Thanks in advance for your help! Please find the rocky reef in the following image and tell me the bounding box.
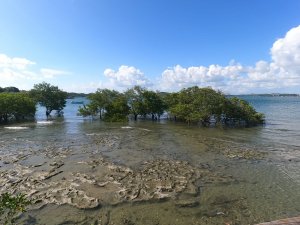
[0,155,204,210]
[0,126,273,225]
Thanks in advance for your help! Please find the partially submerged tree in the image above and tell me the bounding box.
[78,89,128,121]
[30,82,67,117]
[0,93,36,123]
[125,86,166,120]
[166,87,225,125]
[88,89,119,119]
[223,97,265,125]
[143,90,166,120]
[78,85,264,126]
[104,95,130,122]
[162,92,179,120]
[125,86,147,120]
[165,86,264,126]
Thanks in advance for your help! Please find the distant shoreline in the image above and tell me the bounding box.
[229,94,300,97]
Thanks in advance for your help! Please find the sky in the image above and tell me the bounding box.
[0,0,300,94]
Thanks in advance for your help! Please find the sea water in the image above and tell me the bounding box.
[0,96,299,224]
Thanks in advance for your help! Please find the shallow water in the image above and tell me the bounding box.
[0,97,300,224]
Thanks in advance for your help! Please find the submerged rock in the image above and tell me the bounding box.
[175,199,199,208]
[0,157,206,210]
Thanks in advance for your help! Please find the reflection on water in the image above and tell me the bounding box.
[0,97,300,224]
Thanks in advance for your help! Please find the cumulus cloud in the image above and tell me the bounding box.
[0,54,38,84]
[157,25,300,93]
[159,63,245,91]
[103,65,152,90]
[0,53,35,70]
[2,24,300,93]
[102,24,300,94]
[158,62,282,93]
[271,25,300,74]
[0,53,71,89]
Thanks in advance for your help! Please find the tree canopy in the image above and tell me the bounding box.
[223,97,265,126]
[165,86,264,126]
[30,82,67,116]
[79,86,166,122]
[78,89,120,119]
[0,86,20,93]
[104,95,130,122]
[78,85,264,126]
[143,90,166,120]
[125,86,147,120]
[166,87,225,124]
[124,86,166,120]
[0,92,36,123]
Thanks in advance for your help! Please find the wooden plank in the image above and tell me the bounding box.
[256,216,300,225]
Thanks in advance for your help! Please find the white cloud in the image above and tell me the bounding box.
[40,68,71,78]
[0,53,72,89]
[2,25,300,94]
[156,25,300,93]
[159,63,245,91]
[0,54,39,85]
[0,54,35,70]
[103,65,152,90]
[271,25,300,73]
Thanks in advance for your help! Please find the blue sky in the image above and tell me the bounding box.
[1,0,300,93]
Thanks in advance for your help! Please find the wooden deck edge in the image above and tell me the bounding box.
[256,216,300,225]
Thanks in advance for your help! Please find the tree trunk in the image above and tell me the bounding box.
[134,114,138,121]
[3,114,8,123]
[46,109,51,117]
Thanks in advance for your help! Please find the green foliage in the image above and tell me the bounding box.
[77,89,129,121]
[30,82,67,116]
[163,92,179,111]
[143,90,166,119]
[78,104,97,117]
[165,86,264,126]
[90,89,119,119]
[167,87,225,124]
[125,86,166,120]
[104,95,130,122]
[78,86,167,122]
[224,97,265,125]
[0,193,31,225]
[0,92,36,123]
[125,86,147,120]
[0,87,20,93]
[78,85,264,126]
